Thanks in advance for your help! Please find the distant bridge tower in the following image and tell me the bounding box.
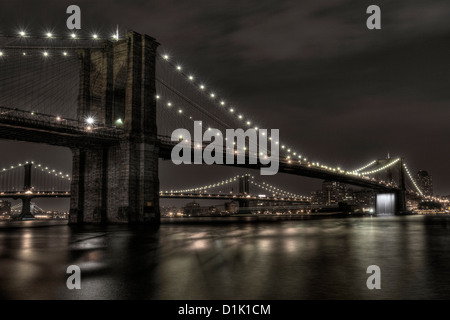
[238,175,249,194]
[396,157,406,213]
[17,163,35,220]
[238,175,250,213]
[69,31,160,225]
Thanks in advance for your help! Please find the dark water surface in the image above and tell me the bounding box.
[1,215,450,299]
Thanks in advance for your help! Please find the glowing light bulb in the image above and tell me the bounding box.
[71,33,77,39]
[46,32,53,38]
[92,34,98,39]
[188,75,194,80]
[86,117,95,125]
[19,31,26,36]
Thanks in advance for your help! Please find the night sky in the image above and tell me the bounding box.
[1,0,450,211]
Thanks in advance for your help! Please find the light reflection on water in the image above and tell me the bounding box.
[0,215,450,299]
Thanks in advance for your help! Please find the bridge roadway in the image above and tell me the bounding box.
[0,191,71,199]
[0,190,309,204]
[0,108,398,193]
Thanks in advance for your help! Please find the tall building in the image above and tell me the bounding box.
[416,170,433,196]
[311,180,350,206]
[322,180,346,205]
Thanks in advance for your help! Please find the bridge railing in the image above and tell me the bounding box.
[0,106,123,138]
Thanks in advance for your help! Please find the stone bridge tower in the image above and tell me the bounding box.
[69,31,160,225]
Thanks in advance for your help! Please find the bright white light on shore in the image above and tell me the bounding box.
[188,75,194,80]
[176,65,182,71]
[0,52,3,56]
[43,51,49,57]
[93,34,98,39]
[200,85,205,90]
[71,33,77,39]
[163,54,169,60]
[63,52,68,56]
[19,31,26,36]
[46,32,53,38]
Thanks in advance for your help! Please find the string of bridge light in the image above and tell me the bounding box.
[402,162,424,196]
[0,161,71,180]
[0,29,123,58]
[157,52,312,162]
[161,174,248,194]
[0,49,75,58]
[0,30,122,41]
[358,158,400,176]
[156,93,276,155]
[249,180,306,199]
[351,160,377,173]
[162,173,307,199]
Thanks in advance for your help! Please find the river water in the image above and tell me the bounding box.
[0,215,450,300]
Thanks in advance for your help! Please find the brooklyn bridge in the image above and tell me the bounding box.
[0,31,428,224]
